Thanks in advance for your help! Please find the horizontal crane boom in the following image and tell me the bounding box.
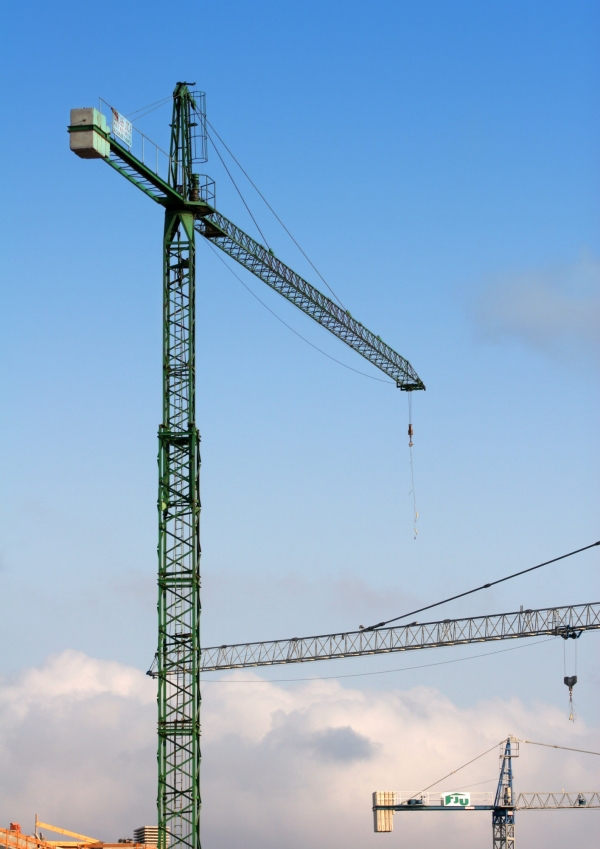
[515,792,600,809]
[200,602,600,670]
[196,212,425,390]
[373,791,600,812]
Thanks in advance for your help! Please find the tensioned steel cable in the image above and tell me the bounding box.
[416,742,502,796]
[206,126,271,248]
[125,95,172,119]
[202,240,392,384]
[519,740,600,756]
[362,540,600,632]
[201,542,599,653]
[205,118,348,311]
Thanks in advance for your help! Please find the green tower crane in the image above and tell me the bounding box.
[68,83,425,849]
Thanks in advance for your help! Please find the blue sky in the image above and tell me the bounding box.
[0,1,599,845]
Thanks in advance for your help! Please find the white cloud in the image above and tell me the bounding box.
[1,653,599,849]
[0,652,156,839]
[474,251,600,356]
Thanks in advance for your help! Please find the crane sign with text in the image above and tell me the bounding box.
[442,793,471,807]
[111,108,132,147]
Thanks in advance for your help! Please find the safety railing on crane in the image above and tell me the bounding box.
[98,99,172,184]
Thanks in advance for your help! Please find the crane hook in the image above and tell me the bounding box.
[564,675,577,722]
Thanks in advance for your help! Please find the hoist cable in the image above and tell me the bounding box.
[205,118,348,311]
[363,540,600,632]
[203,241,392,384]
[407,392,418,538]
[206,128,271,248]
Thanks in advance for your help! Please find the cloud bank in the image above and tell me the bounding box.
[474,251,600,357]
[1,652,598,849]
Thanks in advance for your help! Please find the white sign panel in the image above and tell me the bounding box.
[441,792,471,807]
[111,108,133,147]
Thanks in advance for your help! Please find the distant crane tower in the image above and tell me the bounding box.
[68,83,425,849]
[373,736,600,848]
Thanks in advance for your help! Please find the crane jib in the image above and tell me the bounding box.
[200,602,600,670]
[196,212,425,390]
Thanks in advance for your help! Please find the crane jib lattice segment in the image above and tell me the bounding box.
[373,791,600,811]
[196,213,424,390]
[200,602,600,670]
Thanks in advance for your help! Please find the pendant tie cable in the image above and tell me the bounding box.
[125,95,172,121]
[362,540,600,632]
[206,127,272,248]
[205,118,348,311]
[415,742,502,797]
[197,542,598,656]
[517,739,600,756]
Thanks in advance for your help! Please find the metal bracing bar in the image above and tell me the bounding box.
[195,212,425,390]
[200,602,600,670]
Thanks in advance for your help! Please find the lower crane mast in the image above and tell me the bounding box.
[157,85,203,849]
[158,206,201,849]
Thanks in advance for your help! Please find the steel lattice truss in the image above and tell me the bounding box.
[200,602,600,670]
[493,817,514,849]
[196,212,425,390]
[375,791,600,811]
[514,792,600,809]
[157,211,201,849]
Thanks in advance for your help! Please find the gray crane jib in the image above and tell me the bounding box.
[200,602,600,670]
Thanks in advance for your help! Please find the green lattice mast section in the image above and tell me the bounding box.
[157,83,204,849]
